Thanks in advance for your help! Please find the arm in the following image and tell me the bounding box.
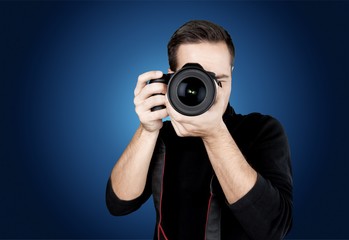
[227,116,293,239]
[107,71,168,212]
[106,125,158,216]
[206,116,292,239]
[167,88,292,238]
[202,121,257,204]
[166,80,255,203]
[110,125,159,200]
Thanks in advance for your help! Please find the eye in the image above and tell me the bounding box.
[216,77,229,83]
[215,74,230,81]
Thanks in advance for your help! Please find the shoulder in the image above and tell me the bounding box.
[225,111,288,149]
[226,111,283,132]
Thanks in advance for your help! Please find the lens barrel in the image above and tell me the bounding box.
[149,63,218,116]
[168,63,217,116]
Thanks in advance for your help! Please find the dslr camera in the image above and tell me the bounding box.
[149,63,221,116]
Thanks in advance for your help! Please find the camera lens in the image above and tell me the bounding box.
[167,64,217,116]
[177,77,206,106]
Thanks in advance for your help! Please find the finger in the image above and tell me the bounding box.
[143,94,167,111]
[149,108,169,121]
[208,86,227,114]
[135,94,168,117]
[134,83,167,107]
[134,71,163,96]
[170,119,189,137]
[135,94,166,114]
[142,83,167,100]
[138,108,168,124]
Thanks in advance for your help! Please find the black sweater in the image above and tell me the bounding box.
[106,106,293,239]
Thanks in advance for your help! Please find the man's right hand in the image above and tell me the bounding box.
[111,71,167,201]
[134,71,168,132]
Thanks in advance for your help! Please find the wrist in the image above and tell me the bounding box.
[202,120,227,143]
[138,124,160,138]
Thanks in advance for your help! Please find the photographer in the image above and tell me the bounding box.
[106,20,293,239]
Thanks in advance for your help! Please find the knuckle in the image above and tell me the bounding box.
[134,88,139,97]
[153,84,167,95]
[139,71,162,82]
[133,96,141,106]
[134,106,142,116]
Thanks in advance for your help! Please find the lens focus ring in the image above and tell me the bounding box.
[168,68,216,116]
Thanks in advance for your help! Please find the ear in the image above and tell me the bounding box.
[168,68,175,74]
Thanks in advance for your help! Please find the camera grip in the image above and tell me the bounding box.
[148,75,170,112]
[151,93,166,112]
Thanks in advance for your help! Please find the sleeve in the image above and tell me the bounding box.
[229,115,293,240]
[105,177,151,216]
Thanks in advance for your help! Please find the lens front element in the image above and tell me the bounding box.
[177,77,206,107]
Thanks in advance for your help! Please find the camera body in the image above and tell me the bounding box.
[149,63,221,116]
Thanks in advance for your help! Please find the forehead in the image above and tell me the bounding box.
[176,42,231,75]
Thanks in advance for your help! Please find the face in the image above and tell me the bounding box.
[172,42,232,111]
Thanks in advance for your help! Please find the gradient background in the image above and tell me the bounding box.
[1,1,349,239]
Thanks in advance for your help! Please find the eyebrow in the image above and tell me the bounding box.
[215,74,230,79]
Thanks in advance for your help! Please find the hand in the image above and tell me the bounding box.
[166,83,228,138]
[134,71,169,133]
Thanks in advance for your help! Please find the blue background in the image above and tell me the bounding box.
[1,1,349,239]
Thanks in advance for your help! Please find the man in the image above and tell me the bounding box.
[106,20,293,239]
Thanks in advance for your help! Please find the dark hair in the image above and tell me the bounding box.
[167,20,235,71]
